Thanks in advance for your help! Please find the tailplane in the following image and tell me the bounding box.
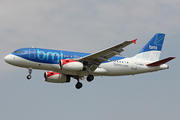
[133,33,165,61]
[146,57,175,66]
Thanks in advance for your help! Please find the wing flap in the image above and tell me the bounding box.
[146,57,175,66]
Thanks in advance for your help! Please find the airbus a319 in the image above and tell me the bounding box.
[4,33,175,89]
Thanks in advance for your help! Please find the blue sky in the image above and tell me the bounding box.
[0,0,179,120]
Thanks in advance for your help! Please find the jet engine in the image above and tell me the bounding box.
[59,59,83,71]
[44,71,70,83]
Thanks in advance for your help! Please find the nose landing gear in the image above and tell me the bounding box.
[27,67,32,80]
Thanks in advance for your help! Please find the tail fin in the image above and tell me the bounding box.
[133,33,165,61]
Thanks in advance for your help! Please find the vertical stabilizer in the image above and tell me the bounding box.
[133,33,165,61]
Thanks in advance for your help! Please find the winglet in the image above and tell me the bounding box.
[132,39,137,44]
[146,57,175,66]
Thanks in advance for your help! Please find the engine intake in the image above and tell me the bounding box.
[59,59,83,71]
[44,71,70,83]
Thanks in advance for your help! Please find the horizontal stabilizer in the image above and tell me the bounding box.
[146,57,175,66]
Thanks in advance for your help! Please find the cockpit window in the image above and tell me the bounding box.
[13,51,19,53]
[13,51,23,54]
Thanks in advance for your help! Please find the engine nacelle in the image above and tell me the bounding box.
[59,59,83,71]
[44,71,70,83]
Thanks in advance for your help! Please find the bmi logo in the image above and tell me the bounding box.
[149,45,157,50]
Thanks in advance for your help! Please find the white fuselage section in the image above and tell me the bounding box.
[5,54,168,77]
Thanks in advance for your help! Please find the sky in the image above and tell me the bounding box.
[0,0,180,120]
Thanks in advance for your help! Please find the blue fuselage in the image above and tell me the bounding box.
[12,48,125,64]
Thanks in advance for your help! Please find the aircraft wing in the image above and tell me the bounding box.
[79,39,137,71]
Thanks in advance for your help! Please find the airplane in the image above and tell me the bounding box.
[4,33,175,89]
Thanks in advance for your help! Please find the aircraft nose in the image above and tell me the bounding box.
[4,54,13,64]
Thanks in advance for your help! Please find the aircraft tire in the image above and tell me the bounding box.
[87,74,94,82]
[27,75,31,80]
[75,82,83,89]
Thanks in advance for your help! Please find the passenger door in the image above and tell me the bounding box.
[131,59,137,70]
[29,48,36,59]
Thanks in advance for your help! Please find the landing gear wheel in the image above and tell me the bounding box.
[27,67,32,80]
[75,82,83,89]
[27,75,31,80]
[87,74,94,82]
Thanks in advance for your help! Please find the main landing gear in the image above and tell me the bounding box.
[75,76,83,89]
[76,81,83,89]
[27,67,32,80]
[75,74,94,89]
[87,74,94,82]
[86,68,94,82]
